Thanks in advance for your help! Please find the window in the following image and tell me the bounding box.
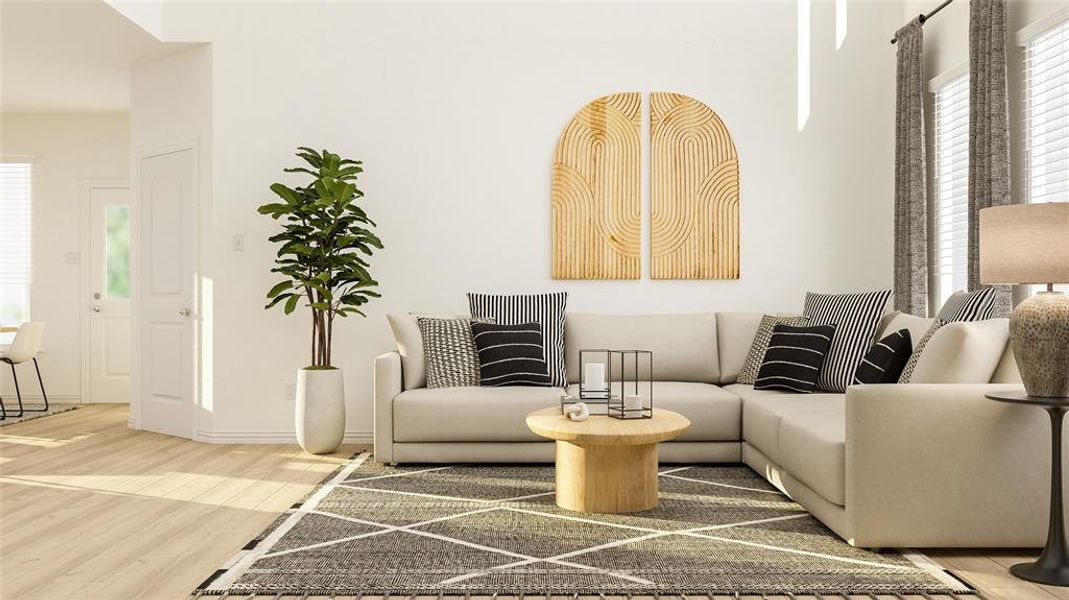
[0,162,32,330]
[931,72,970,308]
[106,205,130,298]
[1023,17,1069,293]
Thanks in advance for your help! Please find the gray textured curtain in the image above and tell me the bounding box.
[894,18,928,317]
[969,0,1013,317]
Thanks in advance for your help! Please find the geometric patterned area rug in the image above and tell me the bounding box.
[194,453,973,597]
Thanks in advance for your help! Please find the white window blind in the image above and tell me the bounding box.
[0,162,32,326]
[1023,17,1069,293]
[932,73,970,308]
[1024,18,1069,204]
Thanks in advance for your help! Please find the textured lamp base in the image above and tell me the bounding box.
[1011,291,1069,398]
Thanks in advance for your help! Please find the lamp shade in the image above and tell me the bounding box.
[980,203,1069,285]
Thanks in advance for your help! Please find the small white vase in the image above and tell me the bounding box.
[295,368,345,454]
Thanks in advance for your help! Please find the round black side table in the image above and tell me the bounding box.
[986,391,1069,586]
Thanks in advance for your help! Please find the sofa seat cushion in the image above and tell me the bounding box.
[393,386,561,442]
[566,381,741,441]
[725,384,842,465]
[778,411,846,506]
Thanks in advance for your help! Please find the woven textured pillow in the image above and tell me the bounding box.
[853,329,913,384]
[468,292,568,387]
[471,322,551,387]
[754,323,836,393]
[737,315,810,385]
[803,290,893,392]
[417,317,487,389]
[898,320,946,383]
[387,312,467,390]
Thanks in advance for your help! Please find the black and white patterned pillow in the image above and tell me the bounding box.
[937,288,997,322]
[898,320,946,383]
[468,292,567,387]
[853,329,913,384]
[803,289,893,393]
[754,324,836,393]
[737,315,810,385]
[417,317,486,389]
[470,322,550,387]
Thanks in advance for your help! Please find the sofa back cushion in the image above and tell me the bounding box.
[877,310,934,342]
[909,319,1009,384]
[716,313,765,384]
[564,313,719,383]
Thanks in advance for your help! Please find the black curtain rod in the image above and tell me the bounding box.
[891,0,954,44]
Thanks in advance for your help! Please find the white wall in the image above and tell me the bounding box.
[139,1,902,442]
[0,113,130,401]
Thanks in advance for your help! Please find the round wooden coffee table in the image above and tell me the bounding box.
[525,407,690,514]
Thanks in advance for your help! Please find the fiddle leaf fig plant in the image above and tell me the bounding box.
[258,147,382,369]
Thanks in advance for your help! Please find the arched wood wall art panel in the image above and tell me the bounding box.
[552,93,641,279]
[650,92,740,279]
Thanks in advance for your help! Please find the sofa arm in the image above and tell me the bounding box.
[846,383,1059,548]
[373,351,402,463]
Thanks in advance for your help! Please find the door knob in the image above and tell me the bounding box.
[178,307,192,317]
[91,305,102,313]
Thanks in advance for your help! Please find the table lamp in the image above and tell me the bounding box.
[980,203,1069,398]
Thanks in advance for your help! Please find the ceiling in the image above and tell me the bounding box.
[1,0,187,113]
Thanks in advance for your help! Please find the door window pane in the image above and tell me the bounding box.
[106,205,130,299]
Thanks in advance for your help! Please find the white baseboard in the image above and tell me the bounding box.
[194,429,373,445]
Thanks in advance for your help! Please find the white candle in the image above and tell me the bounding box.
[584,363,606,391]
[624,394,642,411]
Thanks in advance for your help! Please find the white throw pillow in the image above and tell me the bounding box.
[909,319,1010,384]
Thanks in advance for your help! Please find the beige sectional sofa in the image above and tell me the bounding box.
[374,311,1065,548]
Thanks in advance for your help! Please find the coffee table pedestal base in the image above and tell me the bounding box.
[554,440,657,514]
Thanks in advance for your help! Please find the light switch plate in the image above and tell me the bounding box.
[232,234,245,251]
[64,252,81,265]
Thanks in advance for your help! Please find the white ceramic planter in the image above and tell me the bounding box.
[295,368,345,454]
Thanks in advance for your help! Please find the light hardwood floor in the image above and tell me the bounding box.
[0,404,1065,600]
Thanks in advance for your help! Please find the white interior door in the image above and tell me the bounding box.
[139,149,195,438]
[88,186,131,403]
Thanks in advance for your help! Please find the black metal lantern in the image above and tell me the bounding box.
[579,349,653,419]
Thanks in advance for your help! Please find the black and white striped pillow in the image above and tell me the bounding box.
[754,323,836,393]
[470,322,551,387]
[853,329,912,384]
[937,288,997,322]
[803,290,893,393]
[468,292,567,387]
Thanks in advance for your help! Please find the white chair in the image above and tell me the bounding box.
[0,322,47,420]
